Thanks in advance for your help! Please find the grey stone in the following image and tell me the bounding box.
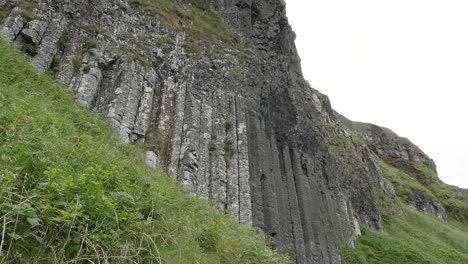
[71,65,103,108]
[1,7,26,41]
[19,19,47,45]
[146,151,158,169]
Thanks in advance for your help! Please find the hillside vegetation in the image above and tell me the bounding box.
[130,0,240,53]
[0,38,287,263]
[410,161,468,223]
[342,161,468,263]
[342,206,468,264]
[378,160,468,223]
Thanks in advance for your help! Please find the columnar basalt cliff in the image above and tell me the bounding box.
[3,0,464,263]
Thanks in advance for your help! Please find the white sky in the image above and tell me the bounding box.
[285,0,468,188]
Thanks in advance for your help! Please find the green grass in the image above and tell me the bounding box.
[0,0,38,22]
[17,0,38,21]
[342,207,468,264]
[0,38,288,263]
[344,161,468,263]
[0,5,12,23]
[410,162,468,223]
[378,160,468,223]
[130,0,240,53]
[377,160,436,204]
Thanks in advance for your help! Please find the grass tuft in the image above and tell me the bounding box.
[21,42,38,56]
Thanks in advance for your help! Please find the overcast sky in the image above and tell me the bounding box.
[285,0,468,188]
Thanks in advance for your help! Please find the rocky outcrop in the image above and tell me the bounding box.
[336,114,448,220]
[407,189,446,220]
[337,115,436,171]
[345,118,468,223]
[2,0,401,263]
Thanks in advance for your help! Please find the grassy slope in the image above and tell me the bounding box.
[343,161,468,263]
[130,0,240,54]
[377,160,436,204]
[378,160,468,223]
[410,161,468,223]
[0,39,287,263]
[342,207,468,264]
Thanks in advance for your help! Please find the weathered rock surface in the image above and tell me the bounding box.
[336,114,448,220]
[0,0,414,263]
[337,114,436,171]
[407,189,447,220]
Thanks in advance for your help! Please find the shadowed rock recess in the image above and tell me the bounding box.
[2,0,465,263]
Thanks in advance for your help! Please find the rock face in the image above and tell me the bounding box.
[336,114,448,220]
[338,116,436,171]
[0,0,430,263]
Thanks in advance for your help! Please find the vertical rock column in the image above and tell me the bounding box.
[280,146,307,263]
[235,97,252,225]
[105,62,156,143]
[158,77,187,175]
[208,90,228,210]
[30,13,67,72]
[150,82,253,225]
[195,97,213,201]
[225,95,240,220]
